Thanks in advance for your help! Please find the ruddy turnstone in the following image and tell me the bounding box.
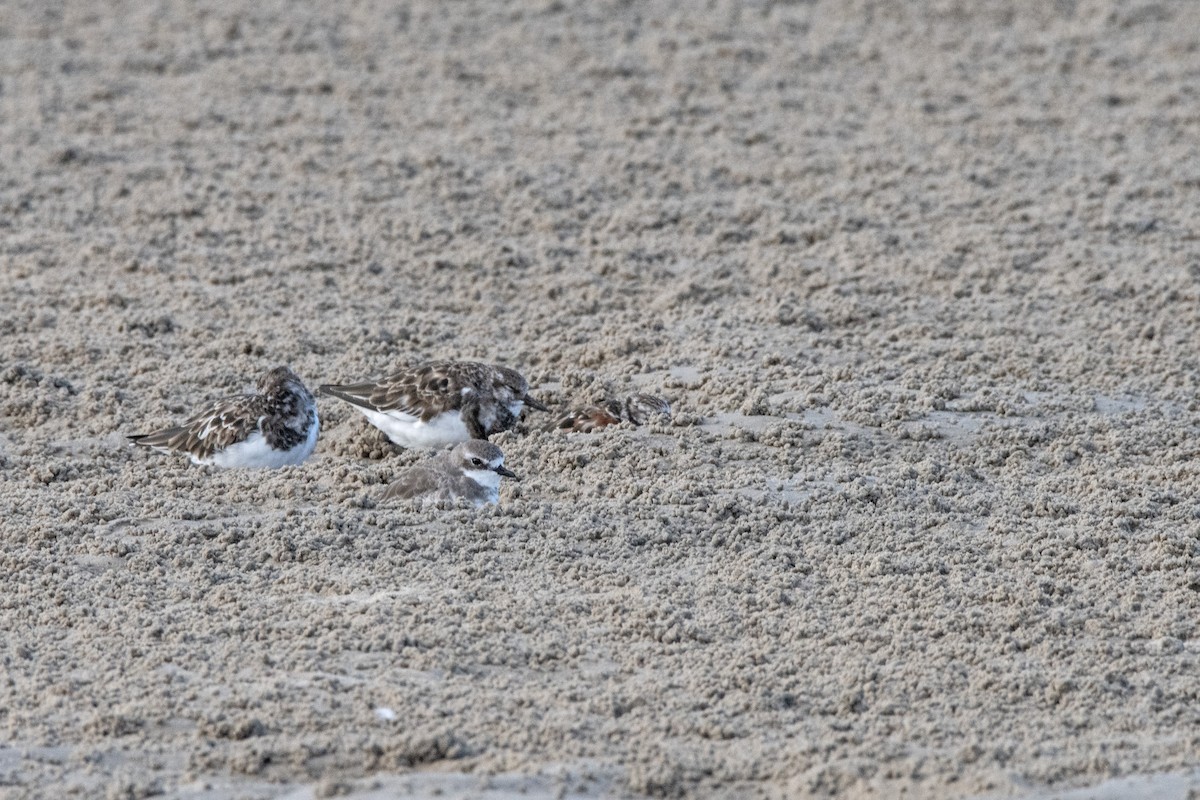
[379,440,518,507]
[129,366,319,468]
[548,393,671,433]
[319,361,547,450]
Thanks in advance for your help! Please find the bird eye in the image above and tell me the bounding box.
[471,458,483,466]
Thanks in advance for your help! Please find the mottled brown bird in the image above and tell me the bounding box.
[129,366,319,468]
[548,393,670,433]
[320,360,547,449]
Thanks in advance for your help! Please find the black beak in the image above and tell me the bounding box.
[523,395,549,413]
[495,465,519,480]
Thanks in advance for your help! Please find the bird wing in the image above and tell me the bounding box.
[380,465,445,503]
[129,395,262,460]
[321,362,484,421]
[547,401,623,433]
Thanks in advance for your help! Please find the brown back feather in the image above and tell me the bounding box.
[131,396,262,460]
[548,394,670,433]
[549,401,623,433]
[322,361,512,422]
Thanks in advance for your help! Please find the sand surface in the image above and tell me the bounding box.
[3,1,1200,797]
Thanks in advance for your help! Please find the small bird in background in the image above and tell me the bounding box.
[548,393,671,433]
[379,440,518,507]
[129,366,319,468]
[320,360,547,450]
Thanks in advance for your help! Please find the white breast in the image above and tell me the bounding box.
[461,468,501,506]
[357,407,470,450]
[202,411,319,469]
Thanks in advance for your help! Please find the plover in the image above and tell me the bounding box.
[129,366,319,468]
[380,440,518,507]
[319,361,547,450]
[548,393,671,433]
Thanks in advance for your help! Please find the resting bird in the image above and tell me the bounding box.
[379,440,518,507]
[320,360,547,449]
[547,393,670,433]
[129,366,319,468]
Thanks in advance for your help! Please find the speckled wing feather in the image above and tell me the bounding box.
[548,401,623,433]
[129,396,262,460]
[320,362,492,422]
[548,394,670,433]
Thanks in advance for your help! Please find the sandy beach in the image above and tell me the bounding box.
[2,0,1199,797]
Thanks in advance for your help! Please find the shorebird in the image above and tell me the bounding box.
[379,440,518,507]
[129,366,319,468]
[320,360,547,449]
[547,393,670,433]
